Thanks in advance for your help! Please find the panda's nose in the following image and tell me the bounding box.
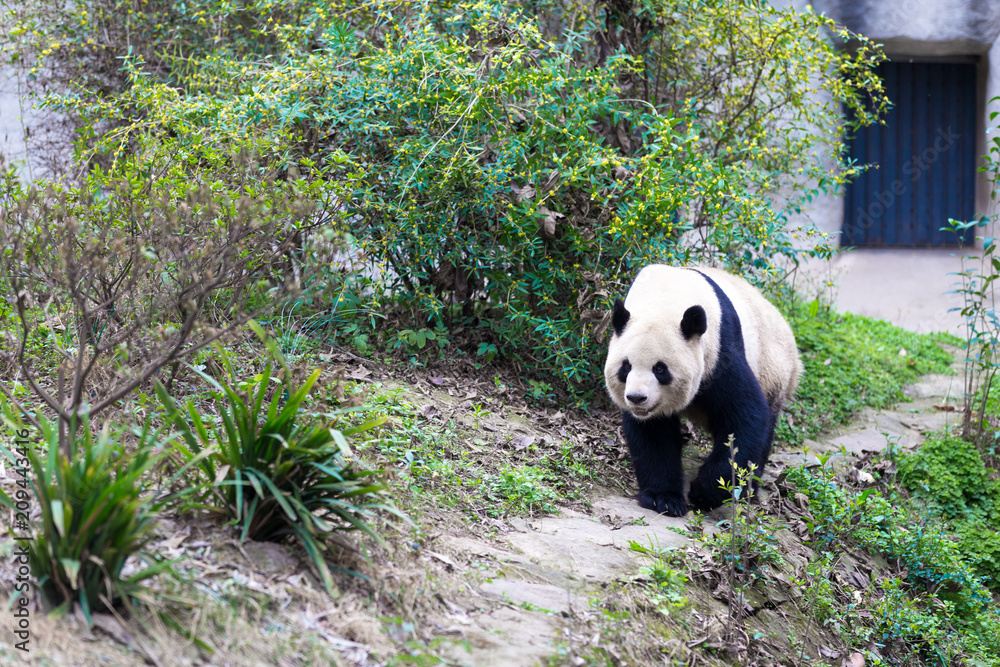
[626,393,647,405]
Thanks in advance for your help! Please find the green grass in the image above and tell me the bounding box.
[778,302,957,445]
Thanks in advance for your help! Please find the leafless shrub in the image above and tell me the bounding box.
[0,167,318,454]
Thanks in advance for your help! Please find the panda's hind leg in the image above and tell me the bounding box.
[762,401,784,464]
[622,412,687,517]
[688,383,772,513]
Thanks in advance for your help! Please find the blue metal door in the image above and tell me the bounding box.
[843,61,976,247]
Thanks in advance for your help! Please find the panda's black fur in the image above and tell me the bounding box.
[604,266,800,516]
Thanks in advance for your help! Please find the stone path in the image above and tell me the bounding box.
[434,363,964,666]
[771,367,963,469]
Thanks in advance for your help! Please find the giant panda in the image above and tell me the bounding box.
[604,265,802,517]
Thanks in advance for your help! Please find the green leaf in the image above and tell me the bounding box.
[60,558,80,587]
[51,500,67,538]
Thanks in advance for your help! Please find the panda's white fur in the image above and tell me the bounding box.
[604,265,800,422]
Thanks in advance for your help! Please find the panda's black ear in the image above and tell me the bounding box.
[612,298,630,336]
[681,305,707,340]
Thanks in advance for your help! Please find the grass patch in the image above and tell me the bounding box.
[779,302,956,445]
[156,331,402,596]
[899,434,1000,593]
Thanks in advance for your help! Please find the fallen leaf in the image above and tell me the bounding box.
[511,435,535,449]
[820,645,841,659]
[537,206,564,240]
[512,183,536,201]
[933,404,958,412]
[424,550,458,570]
[611,165,632,180]
[214,464,231,485]
[823,357,833,366]
[541,169,561,194]
[427,376,446,386]
[847,570,869,589]
[615,123,631,152]
[347,367,373,382]
[91,614,136,650]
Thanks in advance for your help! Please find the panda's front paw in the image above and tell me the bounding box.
[688,476,729,513]
[637,489,688,517]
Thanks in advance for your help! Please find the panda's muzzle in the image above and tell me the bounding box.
[626,393,655,417]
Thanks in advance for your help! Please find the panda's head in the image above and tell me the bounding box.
[604,270,712,420]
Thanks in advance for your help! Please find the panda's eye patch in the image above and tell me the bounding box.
[617,359,631,383]
[652,362,672,385]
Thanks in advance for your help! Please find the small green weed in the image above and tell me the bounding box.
[797,554,841,633]
[703,447,783,642]
[628,541,689,612]
[527,380,555,403]
[477,343,498,365]
[385,618,468,665]
[392,327,449,353]
[709,456,784,582]
[485,465,558,516]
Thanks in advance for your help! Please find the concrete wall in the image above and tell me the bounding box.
[0,65,40,179]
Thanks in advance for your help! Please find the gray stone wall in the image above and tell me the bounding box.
[815,0,1000,56]
[0,66,40,179]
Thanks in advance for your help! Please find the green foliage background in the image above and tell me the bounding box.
[4,0,887,397]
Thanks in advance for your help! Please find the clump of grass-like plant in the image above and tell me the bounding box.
[0,402,178,624]
[156,326,401,594]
